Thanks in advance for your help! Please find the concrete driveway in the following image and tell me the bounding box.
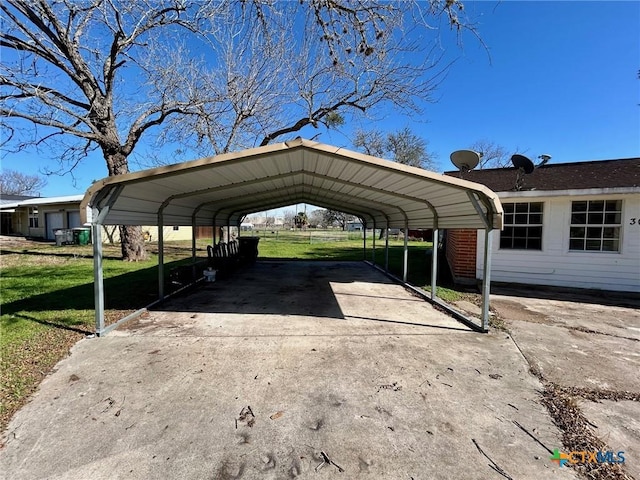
[2,262,577,479]
[490,287,640,480]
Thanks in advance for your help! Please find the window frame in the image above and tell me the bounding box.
[28,207,39,229]
[569,199,622,253]
[499,201,544,251]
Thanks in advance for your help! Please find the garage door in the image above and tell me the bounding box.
[45,212,64,240]
[67,211,81,229]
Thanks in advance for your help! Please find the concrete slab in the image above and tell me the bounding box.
[580,400,640,480]
[489,287,639,478]
[0,262,576,479]
[492,290,640,342]
[492,292,640,393]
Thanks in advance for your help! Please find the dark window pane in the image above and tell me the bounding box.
[500,228,513,249]
[587,227,602,239]
[570,227,585,238]
[589,200,604,212]
[529,203,543,213]
[588,213,604,224]
[602,240,619,252]
[529,214,542,224]
[572,201,587,213]
[605,200,621,211]
[515,214,528,224]
[602,227,618,239]
[505,214,514,225]
[503,204,515,214]
[528,238,542,250]
[571,213,586,224]
[570,238,585,250]
[528,226,542,238]
[604,213,621,224]
[514,227,527,237]
[513,238,527,249]
[499,236,511,249]
[515,203,528,213]
[586,239,602,250]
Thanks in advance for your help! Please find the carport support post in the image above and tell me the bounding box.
[481,228,493,331]
[158,213,164,300]
[431,228,438,300]
[371,220,376,264]
[385,223,389,272]
[362,220,367,260]
[403,219,408,282]
[92,222,105,335]
[191,213,199,281]
[191,215,197,264]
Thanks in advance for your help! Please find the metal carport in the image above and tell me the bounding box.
[81,138,503,335]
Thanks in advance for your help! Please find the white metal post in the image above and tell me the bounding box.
[431,228,438,300]
[403,219,408,282]
[158,214,164,300]
[481,228,493,331]
[385,222,389,272]
[191,216,197,264]
[371,220,376,264]
[92,222,105,335]
[362,221,366,260]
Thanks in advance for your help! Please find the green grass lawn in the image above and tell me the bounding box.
[1,232,467,434]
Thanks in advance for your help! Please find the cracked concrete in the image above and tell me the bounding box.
[0,261,576,479]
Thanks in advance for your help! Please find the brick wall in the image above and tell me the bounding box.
[446,229,477,282]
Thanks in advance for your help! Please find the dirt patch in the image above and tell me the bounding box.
[492,299,553,325]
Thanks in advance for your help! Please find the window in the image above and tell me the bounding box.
[28,207,39,228]
[500,202,543,250]
[569,200,621,252]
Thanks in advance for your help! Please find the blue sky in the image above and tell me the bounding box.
[1,1,639,200]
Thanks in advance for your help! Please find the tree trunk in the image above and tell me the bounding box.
[119,225,148,261]
[106,151,148,261]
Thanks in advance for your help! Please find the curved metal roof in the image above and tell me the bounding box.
[81,138,503,230]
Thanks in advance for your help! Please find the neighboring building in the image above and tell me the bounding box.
[346,221,363,231]
[0,195,84,240]
[0,194,38,235]
[0,195,193,243]
[444,158,640,293]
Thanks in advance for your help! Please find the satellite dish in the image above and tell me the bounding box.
[450,150,481,172]
[511,154,535,174]
[537,154,551,167]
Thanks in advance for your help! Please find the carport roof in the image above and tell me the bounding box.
[81,138,503,230]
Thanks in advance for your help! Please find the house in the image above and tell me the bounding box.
[444,158,640,293]
[0,194,85,240]
[346,221,363,231]
[0,195,193,243]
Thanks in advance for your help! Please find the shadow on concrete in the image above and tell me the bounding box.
[491,283,640,309]
[344,314,472,332]
[156,261,347,319]
[0,259,189,333]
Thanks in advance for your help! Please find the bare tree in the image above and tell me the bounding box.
[469,139,510,169]
[1,0,476,259]
[353,127,436,170]
[0,169,46,195]
[308,208,325,228]
[282,210,296,229]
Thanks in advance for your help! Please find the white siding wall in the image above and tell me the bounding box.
[477,192,640,292]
